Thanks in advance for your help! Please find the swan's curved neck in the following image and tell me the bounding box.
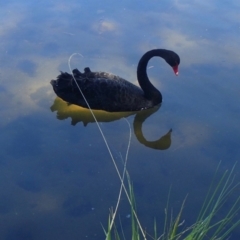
[137,49,167,104]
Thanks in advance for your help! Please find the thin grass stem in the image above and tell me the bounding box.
[68,53,146,239]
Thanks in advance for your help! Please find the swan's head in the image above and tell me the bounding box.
[164,51,180,76]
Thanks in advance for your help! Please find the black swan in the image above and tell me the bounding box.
[50,49,180,112]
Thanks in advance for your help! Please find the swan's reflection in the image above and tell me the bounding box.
[50,97,172,150]
[50,97,135,126]
[133,107,172,150]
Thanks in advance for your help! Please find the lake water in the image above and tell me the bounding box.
[1,1,240,239]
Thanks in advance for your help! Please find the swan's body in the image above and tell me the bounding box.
[51,49,180,112]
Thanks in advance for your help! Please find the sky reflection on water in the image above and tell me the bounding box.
[0,0,240,239]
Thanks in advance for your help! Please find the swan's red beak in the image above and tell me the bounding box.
[172,65,179,76]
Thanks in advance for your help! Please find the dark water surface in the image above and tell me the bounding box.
[1,1,240,239]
